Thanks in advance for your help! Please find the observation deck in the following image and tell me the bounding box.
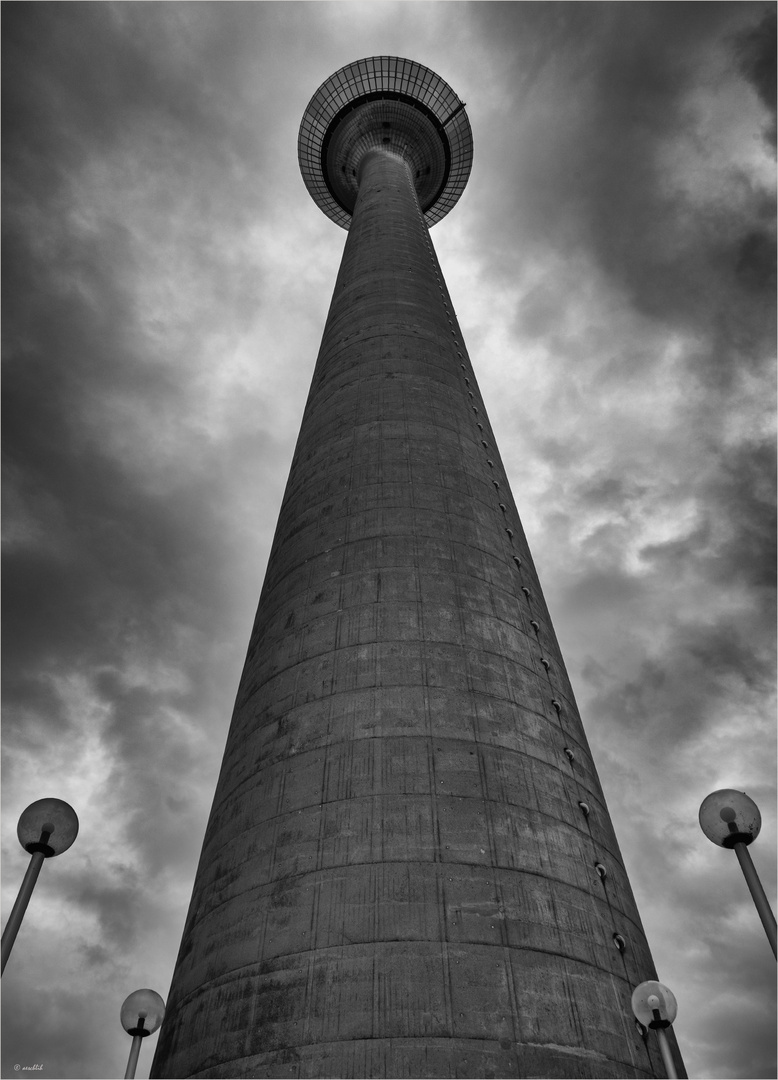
[298,56,473,229]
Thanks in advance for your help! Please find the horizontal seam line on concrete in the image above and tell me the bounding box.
[187,1052,657,1080]
[236,657,570,716]
[166,938,651,1025]
[298,382,485,424]
[254,596,545,644]
[254,586,541,625]
[188,1043,656,1080]
[233,699,577,747]
[244,627,568,687]
[194,883,645,949]
[212,739,604,826]
[287,443,506,478]
[278,477,513,514]
[205,802,620,870]
[193,856,643,938]
[275,487,520,524]
[247,639,561,689]
[224,714,596,788]
[259,534,537,591]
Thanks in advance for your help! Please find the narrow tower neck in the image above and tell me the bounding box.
[356,146,414,190]
[351,146,423,234]
[319,140,447,353]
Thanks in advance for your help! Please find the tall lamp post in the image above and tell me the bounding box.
[121,989,165,1079]
[699,789,776,958]
[631,980,679,1079]
[1,798,79,974]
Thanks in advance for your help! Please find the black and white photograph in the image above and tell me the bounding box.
[2,4,775,1080]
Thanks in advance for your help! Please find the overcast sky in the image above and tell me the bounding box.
[2,4,775,1079]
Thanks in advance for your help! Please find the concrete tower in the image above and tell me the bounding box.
[152,57,682,1080]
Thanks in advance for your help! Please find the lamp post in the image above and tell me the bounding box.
[631,980,679,1079]
[121,989,165,1079]
[699,789,776,958]
[1,798,79,974]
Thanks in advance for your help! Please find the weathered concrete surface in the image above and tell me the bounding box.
[151,149,682,1079]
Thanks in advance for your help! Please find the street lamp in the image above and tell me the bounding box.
[699,789,776,958]
[121,989,165,1079]
[1,798,79,974]
[631,980,679,1079]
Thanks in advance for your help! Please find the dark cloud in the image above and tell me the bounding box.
[734,6,778,148]
[735,227,777,293]
[468,2,775,391]
[62,860,145,952]
[641,438,777,589]
[591,616,773,742]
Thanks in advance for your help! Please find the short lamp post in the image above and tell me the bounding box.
[121,989,165,1079]
[631,980,679,1079]
[699,789,776,959]
[1,798,79,974]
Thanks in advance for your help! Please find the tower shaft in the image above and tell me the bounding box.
[152,147,671,1079]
